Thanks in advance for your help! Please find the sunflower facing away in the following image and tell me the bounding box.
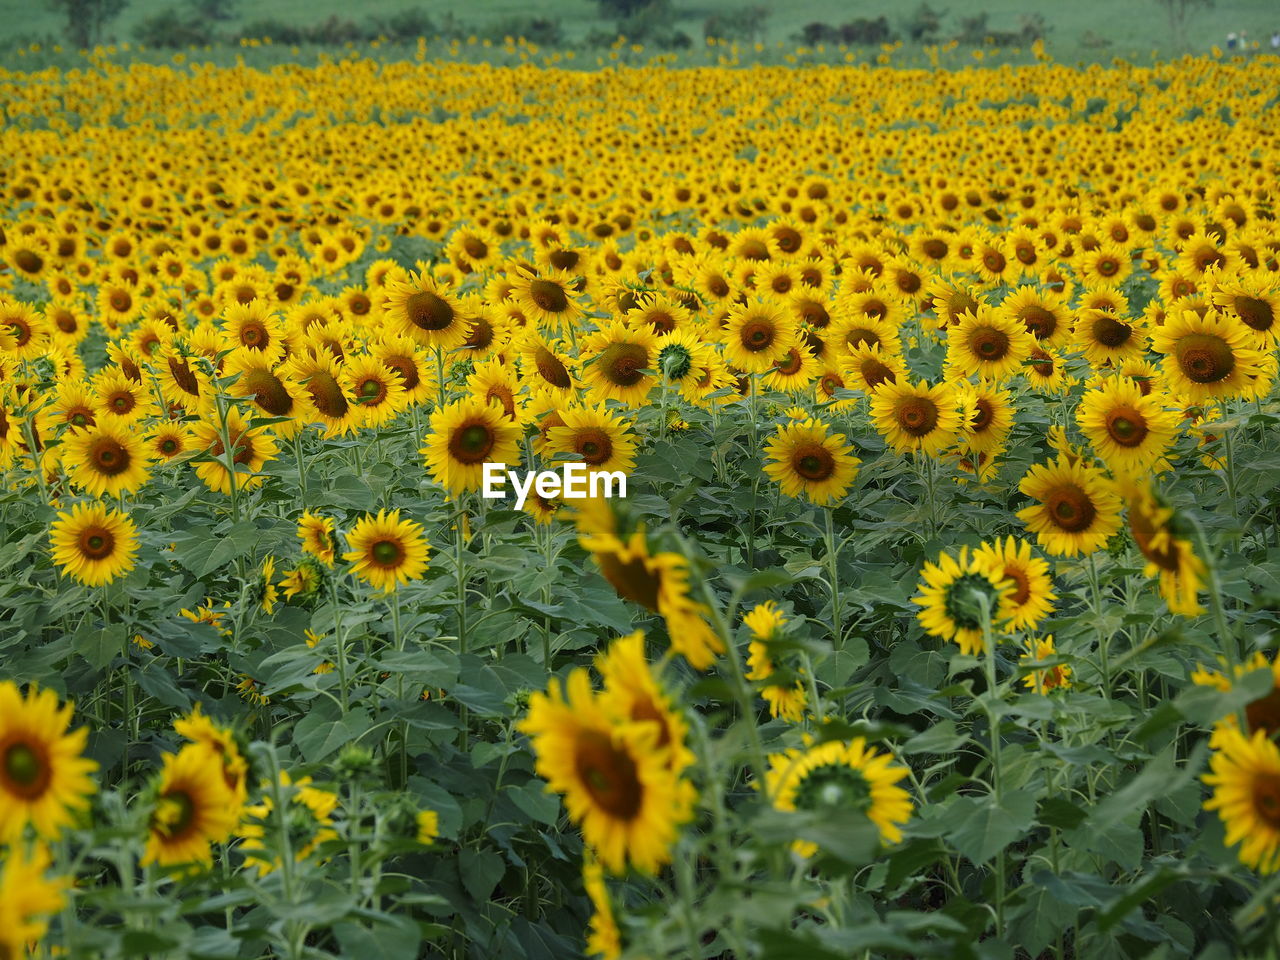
[1122,478,1205,616]
[762,417,860,505]
[743,601,807,722]
[914,545,1014,656]
[49,500,139,586]
[343,508,431,593]
[0,681,98,842]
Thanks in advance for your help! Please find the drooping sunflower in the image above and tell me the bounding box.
[1150,308,1266,403]
[546,404,638,477]
[764,739,913,857]
[142,743,237,868]
[743,601,807,723]
[946,306,1033,382]
[519,669,692,875]
[1122,478,1205,616]
[298,511,337,566]
[1016,455,1123,557]
[1076,378,1181,475]
[869,379,961,457]
[48,500,139,587]
[383,272,471,350]
[972,537,1055,632]
[62,419,151,498]
[762,417,860,505]
[913,545,1014,655]
[421,396,522,495]
[580,320,658,406]
[343,509,430,594]
[190,403,279,496]
[221,350,306,439]
[1203,727,1280,874]
[722,298,798,374]
[0,681,97,842]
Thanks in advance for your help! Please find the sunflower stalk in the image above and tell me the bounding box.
[976,589,1007,940]
[822,505,843,648]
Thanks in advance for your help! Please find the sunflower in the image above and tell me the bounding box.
[654,328,713,393]
[191,403,279,496]
[422,396,522,494]
[764,739,912,857]
[62,419,151,498]
[762,342,820,394]
[1020,636,1071,694]
[174,703,248,810]
[869,379,961,457]
[580,320,658,406]
[0,300,52,360]
[371,334,436,406]
[384,271,471,350]
[48,500,139,587]
[298,511,337,566]
[519,669,692,875]
[0,681,97,842]
[955,383,1015,455]
[284,349,356,437]
[343,509,431,594]
[1017,455,1123,557]
[239,771,339,876]
[583,852,622,960]
[1204,727,1280,874]
[914,545,1014,655]
[221,350,306,438]
[142,743,237,868]
[722,298,798,374]
[840,343,905,395]
[1077,241,1132,286]
[1076,378,1181,475]
[0,843,66,959]
[743,601,807,722]
[341,352,408,428]
[416,808,440,845]
[467,356,524,422]
[1073,309,1147,368]
[596,631,695,776]
[512,266,584,332]
[1211,274,1280,347]
[999,285,1071,349]
[762,417,860,505]
[93,367,155,424]
[221,300,287,362]
[972,537,1055,632]
[1123,478,1205,616]
[1150,308,1266,403]
[546,404,638,477]
[517,330,578,401]
[1024,346,1070,394]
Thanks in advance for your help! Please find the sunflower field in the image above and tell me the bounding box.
[3,44,1280,960]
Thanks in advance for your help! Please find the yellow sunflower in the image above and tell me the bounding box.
[1020,636,1072,694]
[0,843,66,959]
[1203,727,1280,874]
[762,417,860,505]
[343,509,431,594]
[1150,308,1266,403]
[62,419,151,498]
[49,500,139,586]
[869,380,961,457]
[341,352,408,428]
[596,631,696,777]
[298,511,337,566]
[1076,378,1181,475]
[955,383,1015,455]
[546,404,638,477]
[743,601,807,723]
[1122,478,1205,617]
[946,306,1033,382]
[421,396,522,495]
[1016,455,1123,557]
[914,545,1014,655]
[722,298,798,374]
[191,404,279,495]
[142,743,237,868]
[580,320,658,406]
[384,271,471,350]
[972,537,1055,632]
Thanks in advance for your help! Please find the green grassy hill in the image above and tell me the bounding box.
[4,0,1279,63]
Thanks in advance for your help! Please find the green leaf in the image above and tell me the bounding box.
[459,847,505,903]
[506,782,561,825]
[945,789,1037,864]
[902,719,966,755]
[293,707,371,763]
[74,622,126,670]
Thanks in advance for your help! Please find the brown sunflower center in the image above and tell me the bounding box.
[1002,565,1031,606]
[576,428,613,465]
[739,239,770,261]
[857,356,895,389]
[14,249,43,273]
[983,250,1007,273]
[1252,773,1280,829]
[535,346,572,388]
[449,422,495,464]
[1020,306,1057,339]
[1233,296,1275,333]
[969,326,1010,361]
[971,398,994,431]
[90,438,130,475]
[574,730,643,820]
[383,356,420,391]
[1174,333,1235,384]
[922,239,948,260]
[2,740,49,797]
[1046,484,1096,532]
[596,551,661,611]
[1091,314,1132,348]
[845,327,880,350]
[793,442,835,481]
[597,342,649,387]
[155,791,197,840]
[1247,687,1280,739]
[243,369,293,416]
[306,371,349,420]
[895,396,939,436]
[79,526,115,560]
[528,279,569,313]
[405,291,456,331]
[773,349,803,376]
[464,238,489,259]
[1105,407,1149,447]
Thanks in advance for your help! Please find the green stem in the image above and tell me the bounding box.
[823,506,842,648]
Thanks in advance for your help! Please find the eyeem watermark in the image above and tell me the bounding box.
[482,463,626,510]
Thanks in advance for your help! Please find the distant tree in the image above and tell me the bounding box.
[595,0,659,18]
[191,0,236,21]
[47,0,128,48]
[1154,0,1215,50]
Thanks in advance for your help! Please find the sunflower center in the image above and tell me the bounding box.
[597,342,648,387]
[156,791,197,840]
[971,398,994,431]
[243,369,293,416]
[1029,349,1055,378]
[305,371,350,420]
[1174,333,1235,384]
[359,379,383,400]
[528,280,569,313]
[168,357,201,397]
[160,438,179,455]
[922,239,948,260]
[983,251,1006,273]
[14,249,43,273]
[596,551,661,611]
[90,438,129,475]
[630,696,673,749]
[1046,484,1096,533]
[240,322,267,348]
[384,356,420,391]
[857,356,895,389]
[1091,315,1132,348]
[405,291,456,331]
[1233,296,1275,332]
[793,443,835,481]
[450,423,495,464]
[575,730,643,820]
[1247,687,1280,739]
[773,349,803,376]
[742,320,776,352]
[845,327,880,350]
[1105,407,1149,447]
[1020,306,1056,339]
[970,327,1010,361]
[793,762,872,814]
[532,346,572,389]
[79,526,115,559]
[1002,565,1031,605]
[1252,774,1280,829]
[577,429,613,465]
[2,741,49,796]
[1097,257,1119,277]
[895,397,939,436]
[371,540,403,567]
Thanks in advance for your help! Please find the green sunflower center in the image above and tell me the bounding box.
[793,763,873,814]
[372,540,403,567]
[943,572,1001,631]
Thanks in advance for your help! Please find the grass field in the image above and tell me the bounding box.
[3,0,1279,63]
